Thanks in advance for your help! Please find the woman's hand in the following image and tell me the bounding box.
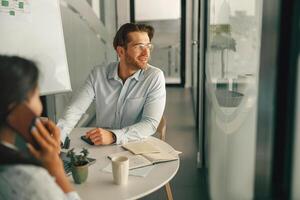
[27,119,74,193]
[27,119,64,177]
[40,117,61,154]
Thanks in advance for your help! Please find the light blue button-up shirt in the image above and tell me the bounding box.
[57,62,166,144]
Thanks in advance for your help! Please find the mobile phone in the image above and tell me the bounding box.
[6,103,40,149]
[80,135,94,145]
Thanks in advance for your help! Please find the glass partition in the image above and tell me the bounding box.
[204,0,263,198]
[292,55,300,199]
[191,0,199,116]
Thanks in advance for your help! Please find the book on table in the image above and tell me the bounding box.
[108,139,180,170]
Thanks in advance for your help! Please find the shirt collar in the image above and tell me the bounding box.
[107,62,118,80]
[131,69,144,81]
[107,62,145,82]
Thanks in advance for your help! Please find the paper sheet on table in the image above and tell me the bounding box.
[122,141,160,154]
[102,163,155,177]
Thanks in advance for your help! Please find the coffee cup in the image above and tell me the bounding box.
[111,156,129,185]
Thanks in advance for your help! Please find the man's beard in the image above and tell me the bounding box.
[125,52,148,70]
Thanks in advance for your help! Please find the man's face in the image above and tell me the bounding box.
[123,31,153,70]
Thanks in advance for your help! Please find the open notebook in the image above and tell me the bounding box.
[108,140,180,170]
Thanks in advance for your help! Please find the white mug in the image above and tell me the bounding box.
[111,156,129,185]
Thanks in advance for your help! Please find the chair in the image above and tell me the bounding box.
[156,116,174,200]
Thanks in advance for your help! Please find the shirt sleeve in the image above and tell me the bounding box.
[111,71,166,144]
[57,69,96,143]
[65,191,81,200]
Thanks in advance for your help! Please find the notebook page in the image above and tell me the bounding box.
[122,141,160,154]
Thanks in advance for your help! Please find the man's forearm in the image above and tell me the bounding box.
[57,73,95,142]
[111,117,160,144]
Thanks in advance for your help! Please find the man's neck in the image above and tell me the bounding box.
[118,62,139,82]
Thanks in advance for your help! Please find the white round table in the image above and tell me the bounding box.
[67,128,180,200]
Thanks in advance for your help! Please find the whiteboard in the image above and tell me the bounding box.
[0,0,71,95]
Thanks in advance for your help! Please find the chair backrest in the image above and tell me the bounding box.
[156,116,166,141]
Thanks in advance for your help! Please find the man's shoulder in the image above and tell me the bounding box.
[89,62,118,79]
[140,64,165,86]
[92,62,118,72]
[144,64,163,76]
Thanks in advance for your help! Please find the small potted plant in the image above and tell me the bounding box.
[67,148,89,184]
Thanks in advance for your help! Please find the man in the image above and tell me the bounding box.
[57,23,166,145]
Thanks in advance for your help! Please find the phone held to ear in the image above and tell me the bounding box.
[6,103,40,149]
[81,135,94,145]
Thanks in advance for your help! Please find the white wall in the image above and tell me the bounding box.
[135,0,180,21]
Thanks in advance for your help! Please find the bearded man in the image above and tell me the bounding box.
[57,23,166,145]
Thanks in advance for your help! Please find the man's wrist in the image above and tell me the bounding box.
[111,132,117,143]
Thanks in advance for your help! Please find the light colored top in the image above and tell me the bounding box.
[57,62,166,144]
[67,128,179,200]
[0,142,80,200]
[0,165,80,200]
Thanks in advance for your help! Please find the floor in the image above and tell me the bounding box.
[141,87,209,200]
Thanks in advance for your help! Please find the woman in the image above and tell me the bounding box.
[0,55,80,200]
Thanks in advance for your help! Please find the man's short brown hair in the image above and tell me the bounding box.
[113,23,154,50]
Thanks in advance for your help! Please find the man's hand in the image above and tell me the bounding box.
[85,128,116,145]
